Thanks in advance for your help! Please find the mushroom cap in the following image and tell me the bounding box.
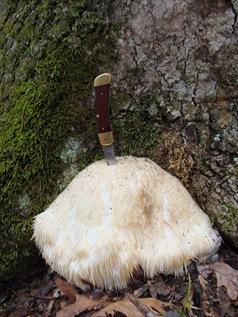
[33,156,221,290]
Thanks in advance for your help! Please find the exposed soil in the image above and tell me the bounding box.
[0,243,237,317]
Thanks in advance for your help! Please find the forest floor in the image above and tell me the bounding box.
[0,243,237,317]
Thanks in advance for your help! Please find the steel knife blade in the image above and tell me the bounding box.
[93,73,117,165]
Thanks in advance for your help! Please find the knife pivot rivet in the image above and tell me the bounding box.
[96,114,100,118]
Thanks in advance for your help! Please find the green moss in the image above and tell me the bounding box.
[111,92,162,158]
[0,0,115,280]
[0,1,7,17]
[219,203,238,247]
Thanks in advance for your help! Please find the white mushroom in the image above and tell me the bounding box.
[33,156,221,290]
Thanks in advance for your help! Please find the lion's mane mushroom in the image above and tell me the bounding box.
[33,156,221,290]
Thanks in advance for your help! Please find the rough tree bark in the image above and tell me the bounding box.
[107,0,238,247]
[0,0,237,280]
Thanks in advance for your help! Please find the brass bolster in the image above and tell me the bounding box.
[98,131,114,146]
[94,73,112,87]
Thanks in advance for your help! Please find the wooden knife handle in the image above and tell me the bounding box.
[93,74,114,145]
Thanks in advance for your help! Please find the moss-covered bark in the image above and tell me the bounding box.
[0,0,115,280]
[0,1,7,17]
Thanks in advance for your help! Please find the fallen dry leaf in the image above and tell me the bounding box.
[205,307,222,317]
[133,284,149,298]
[127,293,161,316]
[209,262,238,301]
[141,298,173,314]
[91,297,173,317]
[43,299,55,317]
[197,264,213,279]
[197,273,208,290]
[55,277,78,303]
[8,308,28,317]
[217,285,233,317]
[148,277,171,298]
[197,262,238,316]
[30,276,55,298]
[56,294,107,317]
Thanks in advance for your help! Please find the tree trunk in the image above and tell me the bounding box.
[0,0,237,280]
[107,0,238,247]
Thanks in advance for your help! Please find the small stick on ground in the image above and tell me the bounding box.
[127,293,162,317]
[30,294,63,300]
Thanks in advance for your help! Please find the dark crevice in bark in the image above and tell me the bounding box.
[230,0,238,33]
[192,72,199,107]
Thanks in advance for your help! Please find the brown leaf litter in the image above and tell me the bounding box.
[0,244,237,317]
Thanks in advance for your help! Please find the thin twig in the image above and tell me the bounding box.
[30,294,63,300]
[127,293,161,317]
